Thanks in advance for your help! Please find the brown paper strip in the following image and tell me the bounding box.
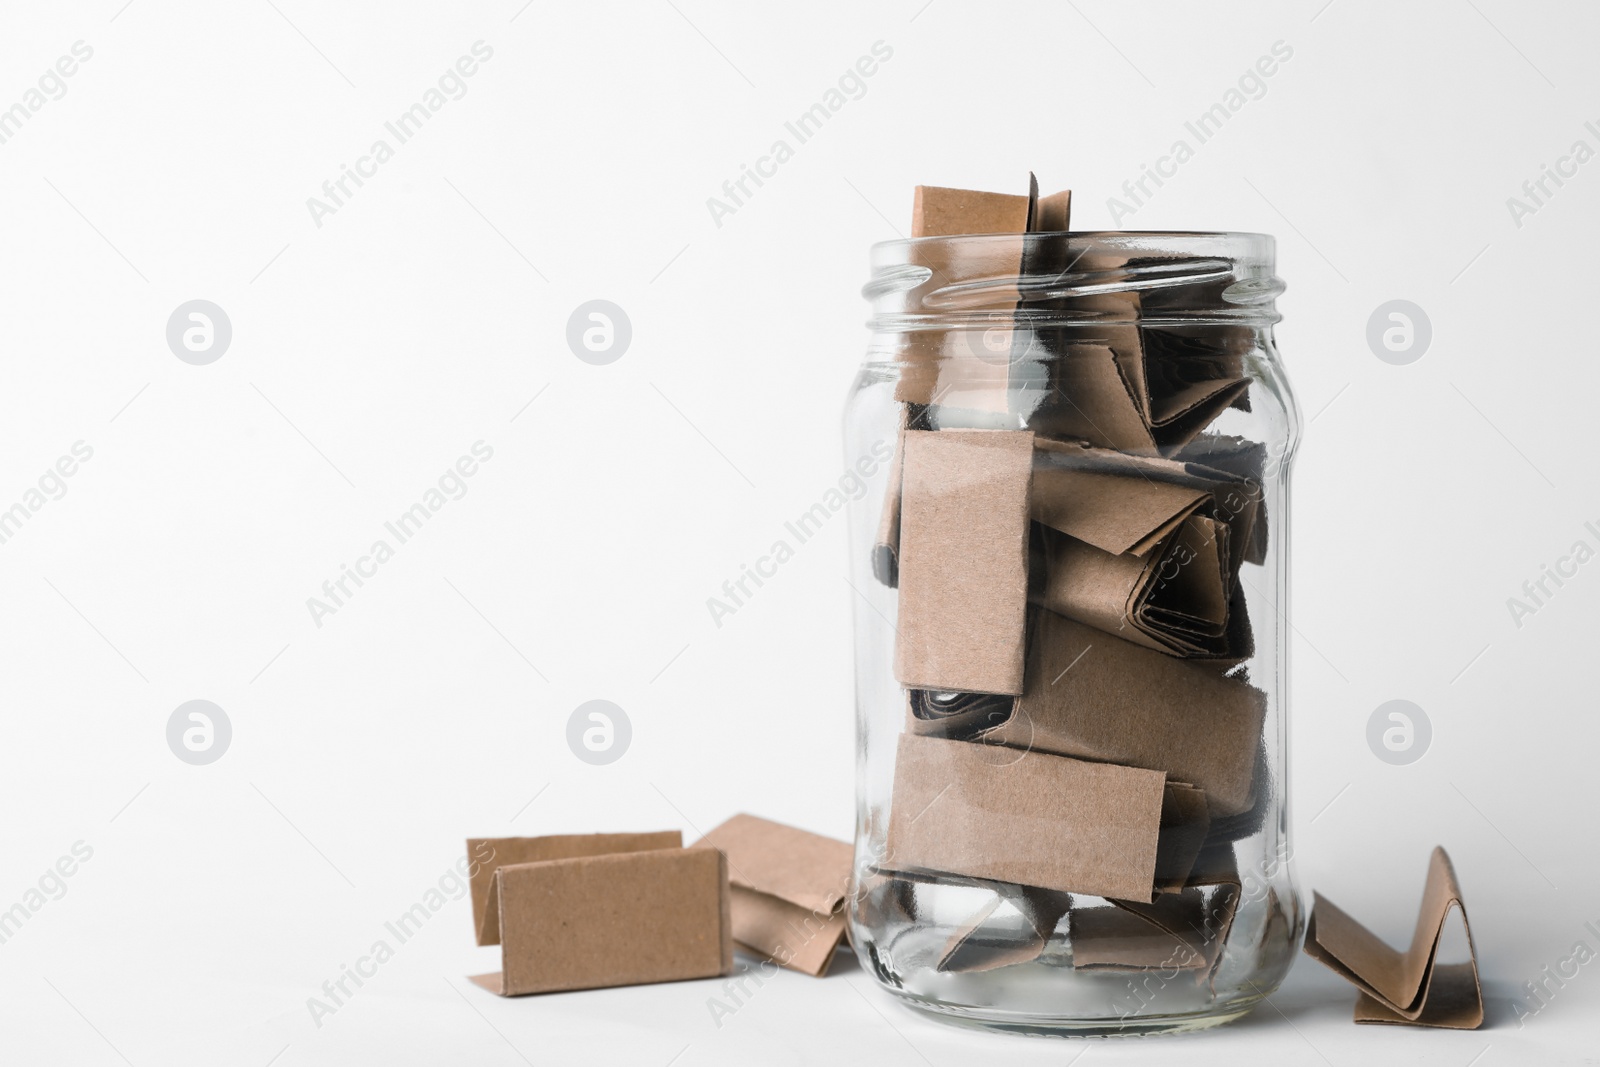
[912,185,1032,238]
[871,416,909,587]
[1156,783,1211,892]
[467,832,681,947]
[985,611,1265,816]
[1036,436,1263,576]
[885,732,1165,901]
[692,813,854,977]
[1303,846,1484,1029]
[894,430,1034,695]
[471,847,732,996]
[727,884,848,978]
[1081,848,1243,979]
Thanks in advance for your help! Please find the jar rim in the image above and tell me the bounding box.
[873,230,1274,259]
[864,231,1281,328]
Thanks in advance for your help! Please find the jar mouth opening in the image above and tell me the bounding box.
[865,231,1282,330]
[876,229,1274,247]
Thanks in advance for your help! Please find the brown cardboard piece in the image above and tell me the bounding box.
[912,185,1032,238]
[895,177,1070,412]
[928,786,1209,976]
[970,611,1264,817]
[893,430,1034,695]
[936,884,1072,973]
[692,814,853,977]
[1076,846,1242,978]
[467,831,682,946]
[1034,189,1073,232]
[1303,846,1484,1029]
[1031,465,1239,657]
[1155,783,1211,892]
[871,410,912,588]
[469,844,733,996]
[1023,245,1250,454]
[885,732,1166,901]
[1032,348,1249,456]
[1036,436,1264,574]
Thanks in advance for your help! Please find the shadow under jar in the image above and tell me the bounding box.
[843,231,1301,1036]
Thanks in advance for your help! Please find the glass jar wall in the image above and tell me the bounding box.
[843,232,1300,1036]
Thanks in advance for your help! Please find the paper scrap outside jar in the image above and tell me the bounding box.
[692,813,853,978]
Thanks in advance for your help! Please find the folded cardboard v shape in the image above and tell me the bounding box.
[1304,846,1484,1029]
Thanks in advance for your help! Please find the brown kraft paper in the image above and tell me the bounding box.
[893,429,1034,695]
[1303,846,1483,1029]
[958,611,1265,817]
[469,845,732,996]
[693,813,853,977]
[885,732,1166,902]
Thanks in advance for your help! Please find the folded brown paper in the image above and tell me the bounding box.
[912,185,1032,238]
[912,611,1264,817]
[1071,906,1212,973]
[871,415,910,588]
[1303,846,1483,1029]
[468,840,732,997]
[936,883,1072,974]
[1037,436,1264,574]
[1155,783,1211,892]
[1032,465,1238,657]
[894,430,1034,695]
[896,177,1070,412]
[1077,845,1243,980]
[1025,248,1250,453]
[885,732,1166,902]
[693,813,853,977]
[467,831,682,947]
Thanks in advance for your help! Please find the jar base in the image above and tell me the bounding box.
[883,987,1264,1038]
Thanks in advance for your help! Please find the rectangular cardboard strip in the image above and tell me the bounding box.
[692,813,853,977]
[467,831,682,947]
[470,845,732,997]
[893,430,1034,695]
[885,732,1166,902]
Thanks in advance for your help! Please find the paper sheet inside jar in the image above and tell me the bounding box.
[893,430,1034,696]
[884,732,1166,902]
[1003,611,1264,816]
[905,611,1265,817]
[1030,459,1254,660]
[1019,240,1252,453]
[894,178,1072,416]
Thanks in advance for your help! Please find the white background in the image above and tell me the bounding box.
[1,1,1596,1063]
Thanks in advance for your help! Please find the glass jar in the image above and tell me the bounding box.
[843,231,1300,1036]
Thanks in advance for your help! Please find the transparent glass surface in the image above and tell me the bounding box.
[844,232,1301,1036]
